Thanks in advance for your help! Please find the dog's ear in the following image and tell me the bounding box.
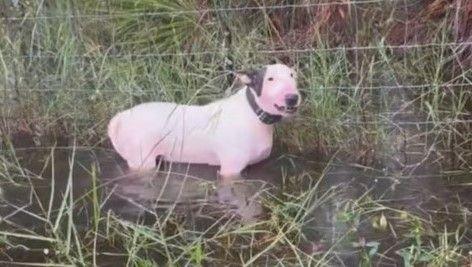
[235,71,253,85]
[237,68,266,96]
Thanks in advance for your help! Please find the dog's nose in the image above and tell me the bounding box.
[285,94,299,107]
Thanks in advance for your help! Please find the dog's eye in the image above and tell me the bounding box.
[290,73,294,78]
[268,77,274,81]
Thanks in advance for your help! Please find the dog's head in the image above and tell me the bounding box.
[238,64,300,117]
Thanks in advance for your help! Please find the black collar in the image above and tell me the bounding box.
[245,87,282,125]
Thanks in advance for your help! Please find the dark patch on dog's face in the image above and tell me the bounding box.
[247,67,267,96]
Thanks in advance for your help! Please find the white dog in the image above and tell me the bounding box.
[108,63,300,179]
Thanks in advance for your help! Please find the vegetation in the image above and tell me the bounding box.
[0,0,471,266]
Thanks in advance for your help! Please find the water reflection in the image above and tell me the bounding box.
[103,160,278,222]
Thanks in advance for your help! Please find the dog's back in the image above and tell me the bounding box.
[108,101,224,169]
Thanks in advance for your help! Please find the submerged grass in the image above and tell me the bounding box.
[1,0,471,266]
[0,145,470,266]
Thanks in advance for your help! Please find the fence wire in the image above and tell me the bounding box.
[1,1,471,129]
[1,83,471,93]
[0,113,470,126]
[7,41,472,60]
[2,0,402,21]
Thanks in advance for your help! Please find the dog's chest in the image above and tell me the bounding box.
[248,134,273,164]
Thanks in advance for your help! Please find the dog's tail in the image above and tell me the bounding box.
[107,113,122,150]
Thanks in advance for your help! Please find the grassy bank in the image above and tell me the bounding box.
[0,0,471,266]
[1,1,470,160]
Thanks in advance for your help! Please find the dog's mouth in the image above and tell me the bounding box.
[274,104,298,114]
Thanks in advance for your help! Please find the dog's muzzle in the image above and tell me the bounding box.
[273,94,300,114]
[274,104,298,114]
[285,94,299,107]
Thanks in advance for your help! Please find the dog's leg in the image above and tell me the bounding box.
[127,160,142,171]
[140,157,157,170]
[217,154,248,184]
[217,159,247,204]
[127,156,156,171]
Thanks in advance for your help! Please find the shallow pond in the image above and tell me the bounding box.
[0,134,471,265]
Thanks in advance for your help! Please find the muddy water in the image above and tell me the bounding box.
[1,124,472,266]
[0,144,306,224]
[0,142,307,263]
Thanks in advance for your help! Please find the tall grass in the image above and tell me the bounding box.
[2,0,470,162]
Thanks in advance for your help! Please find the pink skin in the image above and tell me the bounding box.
[108,64,300,180]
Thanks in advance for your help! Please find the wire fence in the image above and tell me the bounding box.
[6,41,472,60]
[0,113,470,126]
[1,0,471,128]
[1,0,405,21]
[1,82,471,93]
